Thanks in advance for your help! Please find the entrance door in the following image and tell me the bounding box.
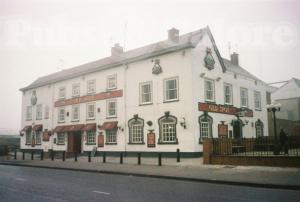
[67,132,82,153]
[233,120,242,139]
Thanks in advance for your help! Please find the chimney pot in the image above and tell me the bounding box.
[168,28,179,43]
[230,52,239,66]
[111,43,123,56]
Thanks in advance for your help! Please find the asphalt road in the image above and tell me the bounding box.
[0,165,300,202]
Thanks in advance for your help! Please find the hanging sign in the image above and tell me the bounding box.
[147,131,156,147]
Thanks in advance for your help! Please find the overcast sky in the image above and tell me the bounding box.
[0,0,299,132]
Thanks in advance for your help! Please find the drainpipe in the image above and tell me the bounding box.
[123,64,128,153]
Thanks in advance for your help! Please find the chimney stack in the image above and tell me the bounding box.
[230,52,239,66]
[168,28,179,43]
[111,43,123,57]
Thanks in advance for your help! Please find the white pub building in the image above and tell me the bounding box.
[20,27,271,156]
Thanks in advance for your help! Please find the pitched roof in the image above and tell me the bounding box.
[21,27,212,91]
[293,78,300,88]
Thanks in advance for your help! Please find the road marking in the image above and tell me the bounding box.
[15,177,27,181]
[93,190,111,195]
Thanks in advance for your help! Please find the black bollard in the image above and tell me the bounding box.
[62,151,65,161]
[88,152,91,163]
[31,151,34,160]
[103,152,106,163]
[176,148,180,163]
[40,150,44,160]
[22,151,25,160]
[158,153,162,166]
[75,152,78,162]
[137,153,141,165]
[14,150,17,160]
[51,151,54,161]
[120,152,123,164]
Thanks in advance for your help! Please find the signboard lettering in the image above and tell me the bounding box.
[198,102,253,117]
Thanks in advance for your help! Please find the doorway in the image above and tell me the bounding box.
[233,120,243,139]
[67,132,82,153]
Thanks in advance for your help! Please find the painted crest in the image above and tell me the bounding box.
[204,47,215,70]
[31,90,37,106]
[152,59,162,75]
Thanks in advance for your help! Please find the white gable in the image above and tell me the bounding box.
[272,78,300,100]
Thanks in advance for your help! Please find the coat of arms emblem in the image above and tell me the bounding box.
[31,90,37,106]
[152,59,162,75]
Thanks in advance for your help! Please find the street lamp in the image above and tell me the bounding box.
[266,102,281,155]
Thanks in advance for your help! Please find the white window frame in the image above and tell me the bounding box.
[57,133,66,144]
[86,131,96,144]
[44,106,49,119]
[164,77,179,102]
[26,106,32,121]
[254,91,261,110]
[200,121,210,140]
[107,74,117,90]
[139,81,152,105]
[131,123,143,143]
[58,107,65,123]
[72,83,80,97]
[86,103,95,120]
[72,105,80,121]
[162,122,176,142]
[87,80,96,94]
[58,87,66,100]
[240,87,248,107]
[107,99,117,118]
[35,131,42,145]
[106,129,117,144]
[224,83,233,105]
[25,131,31,144]
[36,104,42,120]
[204,79,215,102]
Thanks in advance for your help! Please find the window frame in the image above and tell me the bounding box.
[223,83,233,105]
[106,99,117,118]
[86,103,95,120]
[57,133,66,145]
[35,131,42,145]
[58,107,65,123]
[164,77,179,102]
[26,106,32,121]
[198,113,213,143]
[87,80,96,94]
[86,130,96,145]
[44,106,49,119]
[139,81,153,105]
[128,116,144,144]
[204,78,215,102]
[158,113,178,144]
[36,104,43,120]
[72,83,80,97]
[255,120,264,138]
[107,74,117,90]
[240,87,248,108]
[254,91,262,110]
[105,129,117,144]
[25,131,31,145]
[58,87,66,100]
[72,105,80,122]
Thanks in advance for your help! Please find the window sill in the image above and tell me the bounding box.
[139,103,153,106]
[128,142,145,145]
[26,119,32,121]
[205,100,216,104]
[25,143,31,145]
[87,92,96,95]
[56,143,65,145]
[86,118,95,121]
[72,95,80,98]
[157,142,178,145]
[106,87,117,91]
[224,103,233,106]
[71,120,80,122]
[106,116,117,119]
[36,118,42,121]
[57,121,65,124]
[255,109,262,111]
[85,143,96,145]
[105,142,117,145]
[163,99,179,103]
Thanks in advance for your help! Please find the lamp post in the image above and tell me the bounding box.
[266,102,281,155]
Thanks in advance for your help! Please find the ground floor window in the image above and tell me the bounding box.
[87,131,96,144]
[35,131,42,145]
[57,133,66,144]
[255,119,264,137]
[158,111,178,144]
[106,129,117,144]
[25,131,31,144]
[128,115,144,144]
[199,112,213,143]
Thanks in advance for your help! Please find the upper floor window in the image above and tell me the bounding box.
[26,106,32,121]
[240,87,248,107]
[107,99,117,118]
[36,104,42,120]
[72,105,80,121]
[158,112,178,144]
[72,83,80,97]
[107,74,117,90]
[44,106,49,119]
[164,77,178,102]
[266,92,271,105]
[140,81,152,105]
[224,83,233,105]
[86,103,95,120]
[58,107,65,123]
[87,80,96,94]
[205,79,215,102]
[58,87,66,100]
[128,115,144,144]
[254,91,261,110]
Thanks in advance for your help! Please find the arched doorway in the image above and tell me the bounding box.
[232,119,244,139]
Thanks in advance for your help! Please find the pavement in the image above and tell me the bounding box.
[1,152,300,190]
